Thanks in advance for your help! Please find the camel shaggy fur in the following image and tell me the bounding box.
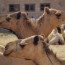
[45,24,65,45]
[0,12,36,39]
[3,35,65,65]
[36,7,65,38]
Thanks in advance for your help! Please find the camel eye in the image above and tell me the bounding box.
[6,17,11,22]
[24,17,28,20]
[55,13,61,19]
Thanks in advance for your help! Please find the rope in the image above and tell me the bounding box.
[46,52,53,65]
[45,50,62,65]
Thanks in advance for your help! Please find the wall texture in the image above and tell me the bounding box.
[0,0,65,18]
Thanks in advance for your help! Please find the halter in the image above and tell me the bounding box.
[45,48,62,65]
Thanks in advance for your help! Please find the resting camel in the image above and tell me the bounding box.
[36,7,65,37]
[45,24,65,45]
[0,45,35,65]
[0,12,36,39]
[3,35,65,65]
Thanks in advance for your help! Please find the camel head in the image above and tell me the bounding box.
[45,24,65,45]
[3,35,46,60]
[0,12,28,29]
[37,7,65,27]
[36,7,65,37]
[4,35,61,65]
[0,12,35,38]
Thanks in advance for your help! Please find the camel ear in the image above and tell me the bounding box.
[33,36,39,46]
[57,27,61,33]
[39,34,45,41]
[41,34,45,38]
[16,12,21,19]
[44,7,50,14]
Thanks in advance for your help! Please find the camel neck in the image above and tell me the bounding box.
[11,27,36,39]
[33,50,61,65]
[33,51,53,65]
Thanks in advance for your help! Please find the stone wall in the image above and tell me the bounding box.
[0,0,65,18]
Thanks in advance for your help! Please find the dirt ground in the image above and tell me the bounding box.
[0,34,18,46]
[49,45,65,61]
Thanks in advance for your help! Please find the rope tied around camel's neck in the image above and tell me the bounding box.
[46,52,53,65]
[43,42,62,65]
[43,42,54,65]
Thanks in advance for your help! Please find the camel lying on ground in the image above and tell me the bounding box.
[3,35,65,65]
[0,12,36,39]
[45,24,65,45]
[36,7,65,37]
[0,43,35,65]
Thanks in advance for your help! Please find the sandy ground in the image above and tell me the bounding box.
[49,45,65,61]
[0,28,18,46]
[0,34,18,46]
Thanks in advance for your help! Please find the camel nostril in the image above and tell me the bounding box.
[3,51,13,56]
[3,52,9,56]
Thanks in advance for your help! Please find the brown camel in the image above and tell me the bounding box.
[36,7,65,38]
[0,8,65,39]
[3,35,65,65]
[0,12,36,39]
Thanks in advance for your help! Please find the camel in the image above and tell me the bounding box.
[36,7,65,38]
[0,12,36,39]
[0,42,35,65]
[45,24,65,45]
[3,35,65,65]
[0,8,65,39]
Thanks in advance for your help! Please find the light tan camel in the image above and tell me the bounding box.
[3,35,65,65]
[0,45,35,65]
[45,24,65,45]
[36,7,65,38]
[0,12,36,39]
